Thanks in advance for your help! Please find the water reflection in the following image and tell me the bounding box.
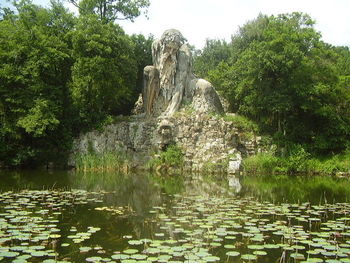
[69,171,165,216]
[1,170,350,205]
[1,170,350,262]
[239,174,350,204]
[0,169,70,191]
[228,175,242,193]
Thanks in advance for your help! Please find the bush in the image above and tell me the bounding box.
[243,152,281,175]
[284,145,310,174]
[148,145,184,170]
[243,147,350,176]
[223,114,259,133]
[305,153,350,174]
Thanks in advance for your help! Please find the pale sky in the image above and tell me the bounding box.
[14,0,350,49]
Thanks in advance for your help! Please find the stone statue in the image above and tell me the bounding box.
[71,31,259,173]
[141,29,224,117]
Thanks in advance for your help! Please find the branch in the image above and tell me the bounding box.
[66,0,84,11]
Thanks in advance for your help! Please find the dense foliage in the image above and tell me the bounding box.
[195,13,350,155]
[0,0,152,167]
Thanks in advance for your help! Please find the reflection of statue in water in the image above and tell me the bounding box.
[141,29,224,117]
[228,176,242,193]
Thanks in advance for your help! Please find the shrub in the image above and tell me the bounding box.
[285,145,310,174]
[243,152,281,175]
[223,114,259,133]
[243,147,350,176]
[148,145,184,170]
[305,153,350,174]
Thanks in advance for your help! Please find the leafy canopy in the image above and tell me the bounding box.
[69,0,150,23]
[0,0,152,167]
[70,15,137,126]
[195,12,350,154]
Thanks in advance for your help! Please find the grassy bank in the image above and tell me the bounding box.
[74,152,130,172]
[243,149,350,176]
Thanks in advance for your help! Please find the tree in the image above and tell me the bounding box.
[204,13,350,154]
[0,0,155,167]
[334,46,350,94]
[130,33,153,93]
[0,0,75,166]
[193,39,230,78]
[334,46,350,76]
[68,0,150,23]
[70,15,137,128]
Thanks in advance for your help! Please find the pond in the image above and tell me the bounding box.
[0,170,350,263]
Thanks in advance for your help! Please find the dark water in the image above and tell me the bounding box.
[0,170,350,263]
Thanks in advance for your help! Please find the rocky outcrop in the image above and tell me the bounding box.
[70,113,260,173]
[70,29,261,174]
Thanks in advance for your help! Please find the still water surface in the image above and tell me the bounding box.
[0,170,350,263]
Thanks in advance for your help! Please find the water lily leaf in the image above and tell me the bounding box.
[31,251,47,257]
[226,251,240,257]
[241,254,257,261]
[128,240,143,246]
[253,251,267,256]
[123,249,138,255]
[203,256,220,262]
[86,256,103,262]
[290,253,305,260]
[111,254,129,260]
[79,247,92,253]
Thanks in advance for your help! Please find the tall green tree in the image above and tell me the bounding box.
[334,46,350,92]
[130,33,153,93]
[203,13,350,154]
[70,15,137,128]
[0,0,155,167]
[0,0,75,166]
[193,39,230,79]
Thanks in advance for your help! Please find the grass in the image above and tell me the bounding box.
[202,160,229,174]
[74,151,129,172]
[243,149,350,176]
[305,153,350,174]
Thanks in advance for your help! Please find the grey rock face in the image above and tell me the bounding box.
[192,79,224,114]
[70,113,259,172]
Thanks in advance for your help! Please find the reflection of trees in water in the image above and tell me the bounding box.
[0,170,70,191]
[68,171,166,248]
[70,171,163,216]
[240,175,350,204]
